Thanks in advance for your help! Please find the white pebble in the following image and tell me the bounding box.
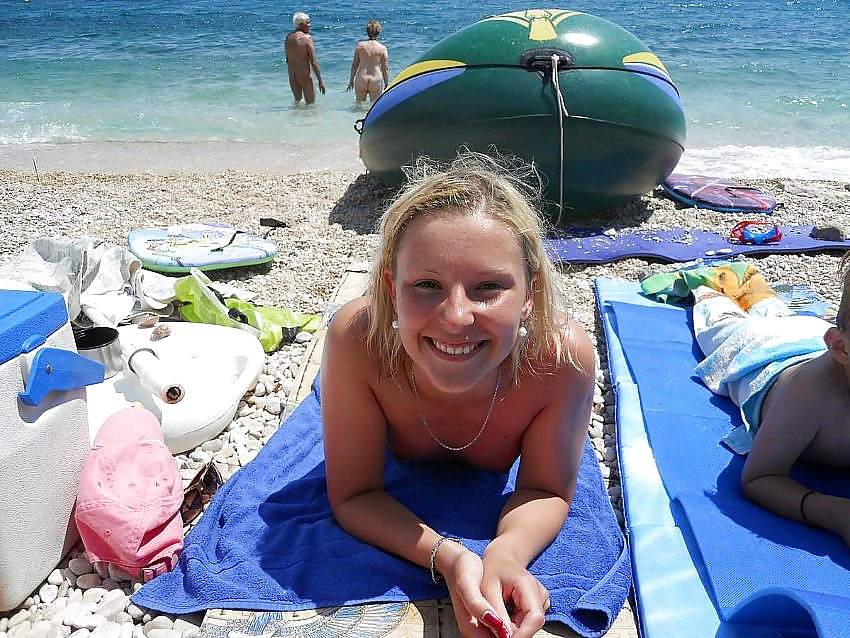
[82,588,107,604]
[90,622,123,638]
[125,605,145,622]
[67,614,106,631]
[96,593,128,620]
[8,611,30,628]
[40,584,60,604]
[170,620,199,638]
[48,569,66,586]
[200,438,223,453]
[142,617,173,633]
[264,396,282,415]
[8,622,32,638]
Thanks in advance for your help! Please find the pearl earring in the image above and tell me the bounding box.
[391,318,399,330]
[518,324,528,338]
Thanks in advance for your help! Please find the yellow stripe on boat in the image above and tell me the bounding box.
[387,59,466,90]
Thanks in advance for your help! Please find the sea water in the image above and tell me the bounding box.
[1,0,848,178]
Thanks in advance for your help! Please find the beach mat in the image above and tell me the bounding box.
[132,375,631,638]
[545,224,850,264]
[594,277,850,637]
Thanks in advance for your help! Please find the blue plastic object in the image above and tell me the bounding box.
[0,290,68,366]
[2,289,106,406]
[18,347,105,406]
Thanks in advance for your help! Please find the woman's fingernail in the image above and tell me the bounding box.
[482,610,510,638]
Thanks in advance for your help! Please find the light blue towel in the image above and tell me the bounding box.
[694,313,828,453]
[132,376,631,638]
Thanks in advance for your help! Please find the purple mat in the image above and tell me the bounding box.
[545,225,850,264]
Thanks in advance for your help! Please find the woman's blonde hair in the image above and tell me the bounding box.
[366,150,574,383]
[366,20,381,39]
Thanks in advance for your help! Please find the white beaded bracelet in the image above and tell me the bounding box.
[429,536,464,584]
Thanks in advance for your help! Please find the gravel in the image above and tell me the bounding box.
[2,168,849,636]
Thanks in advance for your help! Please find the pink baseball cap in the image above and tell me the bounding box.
[75,407,184,582]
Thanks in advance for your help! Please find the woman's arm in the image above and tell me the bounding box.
[482,320,596,636]
[380,46,389,87]
[347,46,360,91]
[321,299,468,576]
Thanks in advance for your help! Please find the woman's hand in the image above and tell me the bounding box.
[480,551,549,637]
[440,548,548,637]
[443,550,510,637]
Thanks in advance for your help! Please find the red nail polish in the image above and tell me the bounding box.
[482,610,511,638]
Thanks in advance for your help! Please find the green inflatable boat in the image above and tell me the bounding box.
[356,9,687,219]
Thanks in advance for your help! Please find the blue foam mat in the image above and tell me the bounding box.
[546,225,850,264]
[595,278,850,637]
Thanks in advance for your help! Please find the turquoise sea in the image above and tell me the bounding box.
[1,0,848,178]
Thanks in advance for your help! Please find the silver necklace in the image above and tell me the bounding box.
[410,367,502,451]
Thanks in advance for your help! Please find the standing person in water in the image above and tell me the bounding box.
[285,11,325,104]
[347,19,389,104]
[320,151,595,637]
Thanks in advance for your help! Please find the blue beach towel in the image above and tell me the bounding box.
[594,277,850,637]
[132,376,631,638]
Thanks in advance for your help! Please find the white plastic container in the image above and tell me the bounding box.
[0,290,100,611]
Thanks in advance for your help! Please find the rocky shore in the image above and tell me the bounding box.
[2,167,849,637]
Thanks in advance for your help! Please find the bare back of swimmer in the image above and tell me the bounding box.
[285,12,325,105]
[347,20,389,104]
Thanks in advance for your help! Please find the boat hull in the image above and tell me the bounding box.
[358,9,687,218]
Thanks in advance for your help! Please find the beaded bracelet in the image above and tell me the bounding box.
[429,536,464,584]
[800,489,816,523]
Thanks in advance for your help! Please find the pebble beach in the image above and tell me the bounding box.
[2,162,850,638]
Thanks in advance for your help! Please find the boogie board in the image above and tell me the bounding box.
[662,173,777,213]
[128,222,277,273]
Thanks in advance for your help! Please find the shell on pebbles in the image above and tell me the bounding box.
[134,313,160,328]
[150,324,172,341]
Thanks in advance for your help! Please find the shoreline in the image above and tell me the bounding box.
[0,141,364,176]
[3,142,850,183]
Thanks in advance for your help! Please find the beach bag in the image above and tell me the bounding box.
[75,406,184,582]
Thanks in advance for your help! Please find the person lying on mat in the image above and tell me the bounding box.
[690,256,850,545]
[320,151,595,638]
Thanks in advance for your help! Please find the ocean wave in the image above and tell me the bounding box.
[675,145,850,181]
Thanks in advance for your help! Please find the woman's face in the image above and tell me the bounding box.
[386,211,532,395]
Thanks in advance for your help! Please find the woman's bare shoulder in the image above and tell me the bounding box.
[543,314,595,378]
[323,296,381,380]
[327,296,370,333]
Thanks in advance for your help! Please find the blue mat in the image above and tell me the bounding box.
[545,225,850,264]
[595,278,850,637]
[132,376,631,638]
